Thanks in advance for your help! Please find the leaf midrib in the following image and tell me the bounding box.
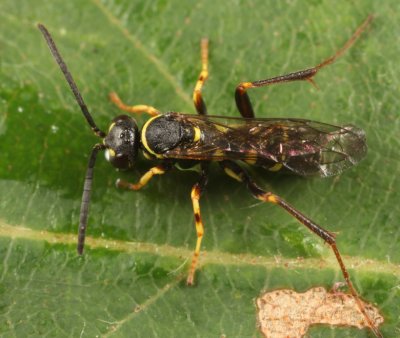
[1,221,398,277]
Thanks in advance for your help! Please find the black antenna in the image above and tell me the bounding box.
[38,24,107,254]
[77,143,106,254]
[37,24,106,138]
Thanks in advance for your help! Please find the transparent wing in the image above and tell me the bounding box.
[164,113,367,177]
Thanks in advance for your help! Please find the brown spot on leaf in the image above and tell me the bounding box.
[256,287,383,338]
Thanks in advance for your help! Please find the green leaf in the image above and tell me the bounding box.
[1,0,399,337]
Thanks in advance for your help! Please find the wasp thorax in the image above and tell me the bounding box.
[104,115,139,169]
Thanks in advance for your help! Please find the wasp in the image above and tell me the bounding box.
[38,16,381,337]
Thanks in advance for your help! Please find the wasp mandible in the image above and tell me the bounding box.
[38,15,381,337]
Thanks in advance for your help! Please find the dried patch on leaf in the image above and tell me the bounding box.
[256,287,383,338]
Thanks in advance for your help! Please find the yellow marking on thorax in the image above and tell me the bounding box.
[269,163,283,172]
[141,115,164,159]
[193,127,202,142]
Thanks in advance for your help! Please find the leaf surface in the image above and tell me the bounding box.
[0,0,399,336]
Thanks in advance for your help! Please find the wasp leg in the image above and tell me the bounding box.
[109,92,160,117]
[235,15,373,118]
[219,159,382,338]
[116,163,172,191]
[192,38,209,115]
[187,163,209,285]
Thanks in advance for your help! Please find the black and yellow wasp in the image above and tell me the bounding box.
[38,15,381,337]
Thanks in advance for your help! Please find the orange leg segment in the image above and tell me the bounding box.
[187,163,209,285]
[116,164,170,191]
[109,92,160,117]
[192,38,209,115]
